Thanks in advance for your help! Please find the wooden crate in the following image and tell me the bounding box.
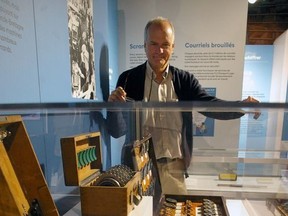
[61,132,141,216]
[0,115,59,216]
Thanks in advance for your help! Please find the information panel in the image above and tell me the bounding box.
[0,0,40,103]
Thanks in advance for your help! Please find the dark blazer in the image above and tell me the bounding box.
[107,62,244,170]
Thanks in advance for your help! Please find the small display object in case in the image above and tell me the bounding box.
[157,195,230,216]
[0,115,59,216]
[61,132,142,216]
[132,134,159,196]
[131,134,162,212]
[266,199,288,216]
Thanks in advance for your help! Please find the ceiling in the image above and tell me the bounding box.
[247,0,288,44]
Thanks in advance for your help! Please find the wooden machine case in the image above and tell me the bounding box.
[61,132,141,216]
[0,115,59,216]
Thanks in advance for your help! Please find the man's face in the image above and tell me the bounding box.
[144,22,174,73]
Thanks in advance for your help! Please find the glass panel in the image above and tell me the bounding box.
[0,102,287,214]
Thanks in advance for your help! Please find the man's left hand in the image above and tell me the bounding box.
[242,96,261,119]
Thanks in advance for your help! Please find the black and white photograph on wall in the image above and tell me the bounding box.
[67,0,95,99]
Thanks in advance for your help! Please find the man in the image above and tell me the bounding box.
[107,17,259,194]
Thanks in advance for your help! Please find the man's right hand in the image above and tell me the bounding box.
[108,86,127,102]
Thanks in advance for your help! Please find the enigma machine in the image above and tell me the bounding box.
[61,132,143,216]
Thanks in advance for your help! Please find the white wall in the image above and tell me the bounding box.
[270,30,288,102]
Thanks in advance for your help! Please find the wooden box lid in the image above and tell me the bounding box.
[0,115,59,216]
[61,132,102,186]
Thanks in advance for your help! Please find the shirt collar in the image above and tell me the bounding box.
[146,61,169,79]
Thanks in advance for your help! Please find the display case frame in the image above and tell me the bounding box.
[0,101,287,215]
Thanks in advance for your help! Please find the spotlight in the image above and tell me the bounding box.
[248,0,257,4]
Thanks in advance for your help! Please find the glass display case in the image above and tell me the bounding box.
[0,101,287,216]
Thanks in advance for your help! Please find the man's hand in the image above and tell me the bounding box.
[242,96,261,119]
[242,96,259,103]
[108,87,127,102]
